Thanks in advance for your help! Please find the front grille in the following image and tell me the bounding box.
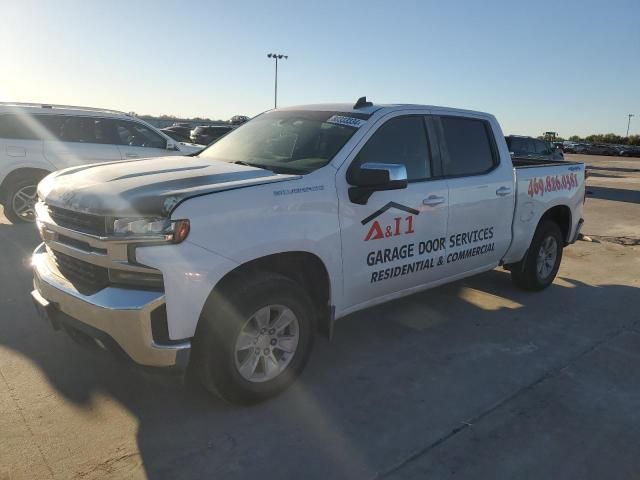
[46,247,163,294]
[48,248,109,294]
[48,206,109,236]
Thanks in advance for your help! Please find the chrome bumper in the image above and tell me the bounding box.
[31,243,190,368]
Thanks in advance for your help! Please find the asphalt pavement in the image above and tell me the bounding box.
[1,155,639,479]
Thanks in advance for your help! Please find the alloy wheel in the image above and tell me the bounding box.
[11,185,37,222]
[536,236,558,280]
[233,305,300,383]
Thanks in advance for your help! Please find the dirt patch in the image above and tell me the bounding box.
[588,235,640,246]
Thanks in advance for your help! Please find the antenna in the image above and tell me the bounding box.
[353,96,373,109]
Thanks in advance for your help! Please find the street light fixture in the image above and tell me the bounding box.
[627,113,635,137]
[267,53,288,109]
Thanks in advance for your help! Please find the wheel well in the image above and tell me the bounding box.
[0,168,50,200]
[540,205,572,243]
[212,252,332,336]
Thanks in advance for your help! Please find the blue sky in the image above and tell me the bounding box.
[1,0,639,136]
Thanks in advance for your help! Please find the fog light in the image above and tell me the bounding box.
[108,269,164,289]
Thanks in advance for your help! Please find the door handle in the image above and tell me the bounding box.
[125,153,139,158]
[423,195,445,206]
[496,186,512,196]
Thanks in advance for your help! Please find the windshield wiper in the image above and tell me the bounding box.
[233,161,258,168]
[232,160,274,172]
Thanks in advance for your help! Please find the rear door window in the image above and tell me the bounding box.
[508,137,524,154]
[508,137,536,156]
[534,140,551,156]
[0,114,41,140]
[39,115,118,144]
[439,116,496,176]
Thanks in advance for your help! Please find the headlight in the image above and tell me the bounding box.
[113,217,190,243]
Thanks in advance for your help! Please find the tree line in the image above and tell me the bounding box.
[545,133,640,146]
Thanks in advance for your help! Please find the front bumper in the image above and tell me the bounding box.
[31,243,190,368]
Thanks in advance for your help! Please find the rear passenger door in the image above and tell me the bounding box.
[0,113,47,170]
[114,120,171,159]
[41,115,122,169]
[433,114,515,277]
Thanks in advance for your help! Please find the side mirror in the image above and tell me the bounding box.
[166,143,179,151]
[347,162,408,204]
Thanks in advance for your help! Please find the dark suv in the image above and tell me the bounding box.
[505,135,564,161]
[190,125,234,145]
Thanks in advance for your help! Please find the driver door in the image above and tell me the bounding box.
[336,113,449,310]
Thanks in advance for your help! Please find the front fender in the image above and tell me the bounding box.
[135,241,238,340]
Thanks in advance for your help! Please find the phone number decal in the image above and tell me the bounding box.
[527,173,578,197]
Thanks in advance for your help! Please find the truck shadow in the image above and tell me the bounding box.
[1,222,639,479]
[587,185,640,204]
[587,165,640,174]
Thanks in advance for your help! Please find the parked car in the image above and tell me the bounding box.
[0,102,202,223]
[190,125,234,145]
[31,99,586,404]
[563,143,588,154]
[230,115,250,125]
[583,144,618,156]
[615,145,640,157]
[172,122,191,129]
[161,126,191,143]
[505,135,564,161]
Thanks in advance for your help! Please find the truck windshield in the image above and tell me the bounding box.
[197,110,363,174]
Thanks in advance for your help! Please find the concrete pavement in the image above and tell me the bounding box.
[0,155,639,479]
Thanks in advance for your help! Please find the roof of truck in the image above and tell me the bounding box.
[278,102,493,119]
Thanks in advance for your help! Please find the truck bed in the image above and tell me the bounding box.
[502,158,586,265]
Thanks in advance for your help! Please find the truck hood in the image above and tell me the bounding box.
[38,156,298,217]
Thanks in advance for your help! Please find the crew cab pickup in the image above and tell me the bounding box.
[31,99,585,404]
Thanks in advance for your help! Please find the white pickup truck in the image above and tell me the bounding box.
[31,99,585,404]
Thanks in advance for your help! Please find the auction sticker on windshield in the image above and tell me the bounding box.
[326,115,366,128]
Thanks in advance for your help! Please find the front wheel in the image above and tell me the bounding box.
[511,220,564,291]
[192,273,315,405]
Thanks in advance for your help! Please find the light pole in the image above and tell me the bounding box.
[627,113,635,137]
[267,53,288,109]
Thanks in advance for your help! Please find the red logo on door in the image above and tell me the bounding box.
[365,216,415,241]
[361,202,420,242]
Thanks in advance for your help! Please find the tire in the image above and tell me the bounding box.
[511,220,564,291]
[193,272,316,405]
[2,174,44,224]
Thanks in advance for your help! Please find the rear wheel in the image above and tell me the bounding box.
[2,174,45,223]
[193,272,315,404]
[511,220,563,291]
